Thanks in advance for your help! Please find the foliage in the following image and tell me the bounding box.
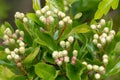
[0,0,120,80]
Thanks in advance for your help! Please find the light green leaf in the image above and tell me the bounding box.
[0,65,15,80]
[23,47,40,64]
[94,0,119,19]
[35,62,57,80]
[32,0,41,11]
[74,12,82,19]
[69,23,90,35]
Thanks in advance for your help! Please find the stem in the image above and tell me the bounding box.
[57,25,67,41]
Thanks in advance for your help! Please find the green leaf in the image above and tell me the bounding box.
[66,61,85,80]
[69,23,90,35]
[35,31,58,51]
[32,0,41,11]
[74,12,82,19]
[35,62,57,80]
[105,59,120,76]
[23,47,40,64]
[0,51,7,60]
[94,0,119,19]
[0,65,15,80]
[11,75,26,80]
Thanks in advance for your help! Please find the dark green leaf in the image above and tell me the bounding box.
[11,75,26,80]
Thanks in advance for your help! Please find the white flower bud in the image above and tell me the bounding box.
[41,8,46,13]
[58,11,62,16]
[48,16,54,23]
[110,30,115,35]
[103,54,108,59]
[20,13,25,18]
[62,50,68,56]
[46,11,51,16]
[12,34,17,39]
[19,47,25,54]
[65,41,70,48]
[104,27,109,33]
[19,41,25,47]
[52,51,59,59]
[60,13,66,18]
[97,24,101,29]
[106,36,112,42]
[7,55,12,60]
[14,54,20,61]
[5,48,11,54]
[5,28,12,36]
[97,43,102,48]
[14,48,19,53]
[64,56,69,63]
[54,9,58,14]
[82,61,87,66]
[68,20,72,24]
[93,65,99,71]
[93,39,98,44]
[3,35,9,40]
[36,10,41,15]
[57,60,62,66]
[19,31,24,37]
[90,24,96,30]
[15,29,19,34]
[60,41,66,47]
[94,73,101,79]
[39,16,46,23]
[103,58,108,64]
[9,39,15,44]
[100,37,106,44]
[63,17,68,22]
[58,51,63,57]
[100,19,105,25]
[99,66,105,72]
[73,50,78,56]
[44,6,49,11]
[68,36,74,43]
[101,33,107,38]
[11,51,16,58]
[59,21,64,27]
[23,17,28,23]
[87,64,93,70]
[94,34,99,39]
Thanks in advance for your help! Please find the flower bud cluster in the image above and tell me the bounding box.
[102,54,108,65]
[14,12,28,23]
[35,6,54,24]
[90,19,105,30]
[52,50,69,66]
[91,19,115,48]
[52,49,78,66]
[3,28,25,62]
[60,36,74,48]
[71,50,78,65]
[53,8,72,26]
[82,61,106,79]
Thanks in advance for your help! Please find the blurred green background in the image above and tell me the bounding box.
[0,0,120,80]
